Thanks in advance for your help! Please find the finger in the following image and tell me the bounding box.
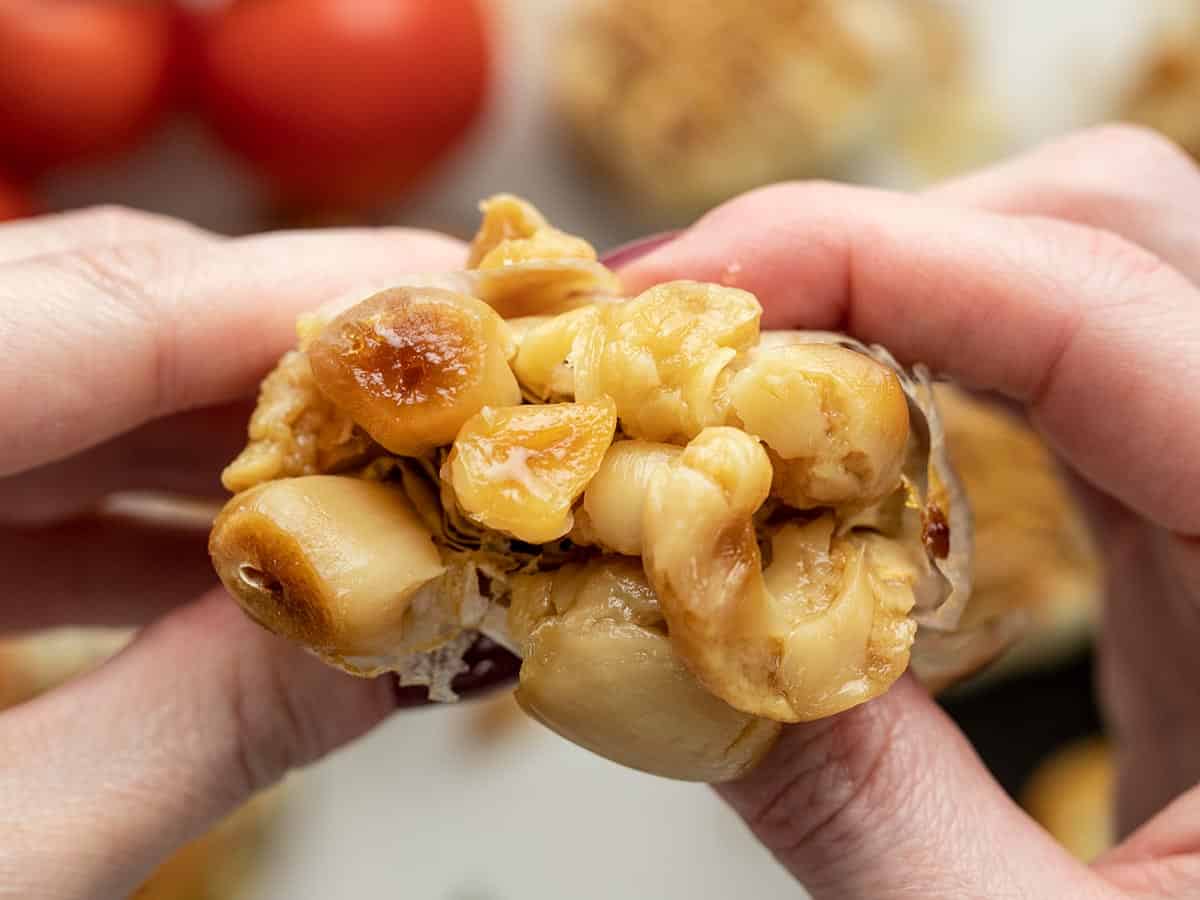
[929,124,1200,282]
[0,401,251,526]
[0,590,397,899]
[717,677,1106,899]
[0,514,218,632]
[620,182,1200,534]
[0,205,213,266]
[0,228,466,476]
[1097,784,1200,897]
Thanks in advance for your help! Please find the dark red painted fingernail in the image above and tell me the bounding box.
[600,230,681,268]
[392,635,521,708]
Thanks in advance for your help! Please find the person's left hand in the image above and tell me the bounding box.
[0,207,483,899]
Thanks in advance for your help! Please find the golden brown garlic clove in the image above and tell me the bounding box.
[730,343,910,508]
[643,427,920,722]
[308,287,520,457]
[509,559,781,782]
[445,398,617,544]
[209,476,446,672]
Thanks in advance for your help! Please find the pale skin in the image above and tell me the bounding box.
[1,124,1199,898]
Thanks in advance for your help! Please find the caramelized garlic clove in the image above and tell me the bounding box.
[511,305,600,400]
[445,397,617,544]
[221,351,373,493]
[308,287,520,457]
[579,440,681,556]
[730,343,909,508]
[510,560,780,782]
[574,280,762,442]
[209,476,446,669]
[643,427,920,722]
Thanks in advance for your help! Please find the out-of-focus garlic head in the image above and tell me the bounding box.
[509,559,781,781]
[1121,21,1200,161]
[212,195,995,782]
[1021,737,1113,863]
[912,385,1102,692]
[553,0,975,219]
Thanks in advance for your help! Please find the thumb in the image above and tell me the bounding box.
[0,589,396,900]
[719,676,1109,899]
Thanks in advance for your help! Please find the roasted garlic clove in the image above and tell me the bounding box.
[574,281,762,442]
[644,427,920,722]
[463,195,621,317]
[510,559,781,782]
[730,343,910,508]
[511,305,600,401]
[576,439,681,555]
[445,398,617,544]
[308,287,520,457]
[222,351,374,493]
[468,194,598,269]
[209,476,446,671]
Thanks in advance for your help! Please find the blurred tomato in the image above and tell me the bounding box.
[0,174,33,221]
[194,0,491,212]
[0,2,177,176]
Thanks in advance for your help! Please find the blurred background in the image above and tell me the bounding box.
[3,0,1198,896]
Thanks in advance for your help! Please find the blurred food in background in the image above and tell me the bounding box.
[553,0,1001,223]
[190,0,493,217]
[1021,736,1114,862]
[1121,17,1200,158]
[0,2,178,176]
[0,628,285,899]
[932,385,1103,691]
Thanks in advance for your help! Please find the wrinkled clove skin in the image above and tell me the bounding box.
[309,287,520,456]
[508,559,781,781]
[209,476,445,666]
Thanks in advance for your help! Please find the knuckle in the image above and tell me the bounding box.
[742,703,908,858]
[1079,123,1198,177]
[1075,223,1175,292]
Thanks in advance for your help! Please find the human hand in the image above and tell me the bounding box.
[617,125,1200,899]
[0,209,518,899]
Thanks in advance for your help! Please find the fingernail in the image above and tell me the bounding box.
[600,230,681,268]
[392,636,521,708]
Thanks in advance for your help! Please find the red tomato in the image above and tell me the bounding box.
[0,2,177,176]
[195,0,491,212]
[0,174,34,221]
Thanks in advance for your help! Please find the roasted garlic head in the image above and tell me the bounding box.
[211,194,984,782]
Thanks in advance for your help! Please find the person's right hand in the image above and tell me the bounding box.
[618,125,1200,899]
